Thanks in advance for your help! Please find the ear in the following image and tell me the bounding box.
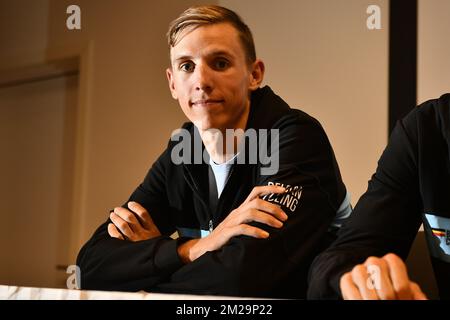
[166,67,178,100]
[248,59,265,91]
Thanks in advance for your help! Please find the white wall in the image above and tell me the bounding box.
[418,0,450,103]
[220,0,389,204]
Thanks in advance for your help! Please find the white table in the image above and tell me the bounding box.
[0,285,243,300]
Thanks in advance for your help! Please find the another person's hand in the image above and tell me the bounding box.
[177,185,288,263]
[339,253,427,300]
[108,201,161,241]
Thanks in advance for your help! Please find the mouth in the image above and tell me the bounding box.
[190,99,224,107]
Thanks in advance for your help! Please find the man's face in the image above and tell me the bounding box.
[167,23,263,132]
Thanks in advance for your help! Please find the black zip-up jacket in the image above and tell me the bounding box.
[77,86,347,298]
[307,93,450,300]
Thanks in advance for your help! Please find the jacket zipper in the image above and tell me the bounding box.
[183,167,213,233]
[209,220,213,233]
[184,165,236,235]
[213,166,235,224]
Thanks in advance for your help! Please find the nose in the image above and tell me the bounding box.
[193,63,213,93]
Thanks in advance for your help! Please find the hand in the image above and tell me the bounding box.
[339,253,427,300]
[177,185,288,263]
[108,201,161,241]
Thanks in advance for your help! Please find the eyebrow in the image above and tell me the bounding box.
[173,55,193,63]
[173,50,235,63]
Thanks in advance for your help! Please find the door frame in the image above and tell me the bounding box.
[0,42,94,271]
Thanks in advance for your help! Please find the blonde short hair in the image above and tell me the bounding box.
[167,5,256,64]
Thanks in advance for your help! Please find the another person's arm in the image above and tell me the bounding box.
[307,110,424,300]
[340,253,426,300]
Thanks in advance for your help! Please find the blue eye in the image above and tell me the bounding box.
[180,62,194,72]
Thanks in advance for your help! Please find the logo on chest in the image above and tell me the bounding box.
[261,181,303,213]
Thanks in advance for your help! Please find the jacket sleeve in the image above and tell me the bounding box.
[307,112,423,299]
[155,114,347,298]
[76,148,185,291]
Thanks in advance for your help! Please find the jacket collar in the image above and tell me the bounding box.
[246,85,291,131]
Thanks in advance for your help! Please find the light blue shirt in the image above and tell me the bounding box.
[209,154,236,198]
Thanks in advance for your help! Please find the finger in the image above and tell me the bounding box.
[238,208,284,228]
[110,212,134,239]
[108,223,124,240]
[113,206,140,228]
[247,198,288,221]
[383,253,413,299]
[410,282,428,300]
[128,201,157,231]
[244,185,286,204]
[364,257,397,300]
[230,224,270,239]
[351,264,379,300]
[340,272,363,300]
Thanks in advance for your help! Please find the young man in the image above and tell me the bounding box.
[308,94,450,300]
[77,5,350,298]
